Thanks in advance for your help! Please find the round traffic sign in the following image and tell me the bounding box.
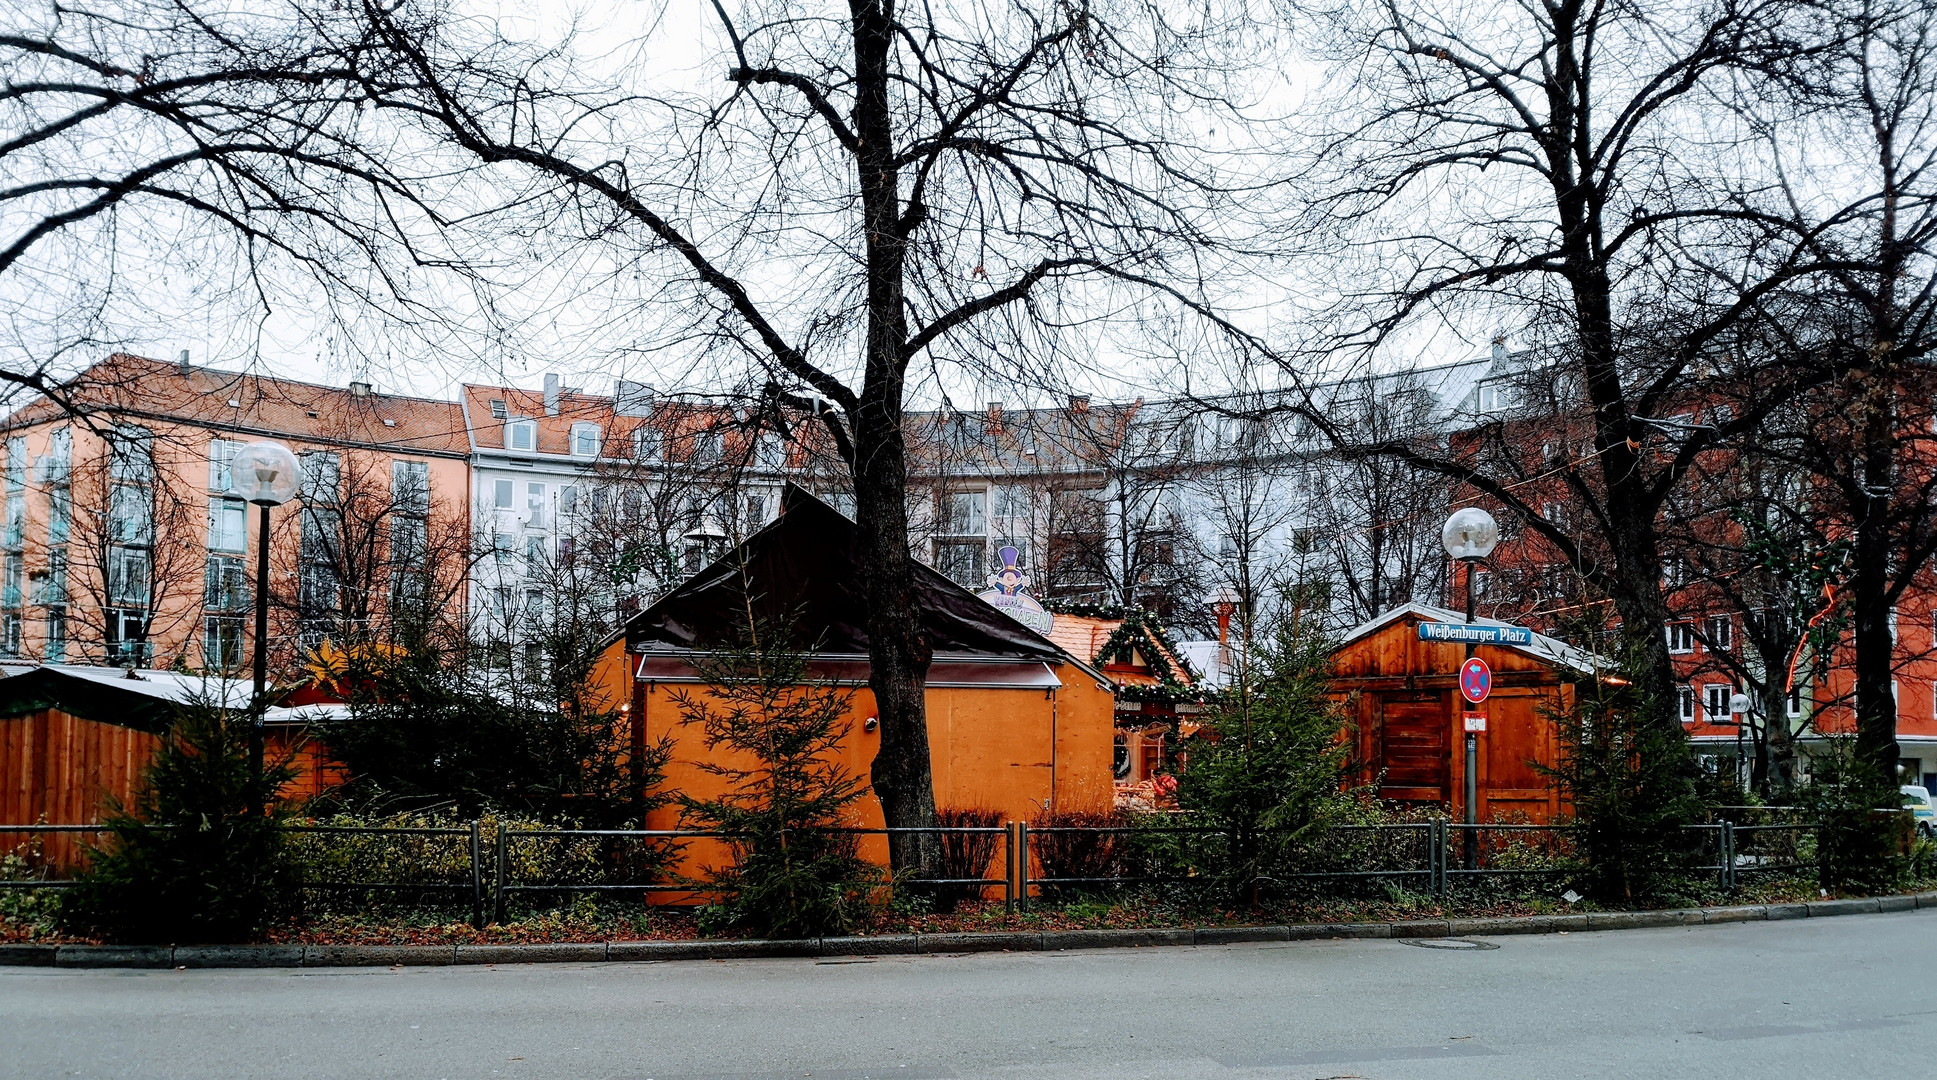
[1459,657,1491,703]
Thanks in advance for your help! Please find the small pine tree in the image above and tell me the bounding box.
[1799,739,1906,894]
[1168,614,1348,905]
[63,698,298,943]
[672,615,873,939]
[1541,641,1711,905]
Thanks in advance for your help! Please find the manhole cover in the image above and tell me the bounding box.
[1400,938,1499,951]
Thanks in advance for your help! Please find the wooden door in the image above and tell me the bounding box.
[1479,691,1557,823]
[1377,695,1449,804]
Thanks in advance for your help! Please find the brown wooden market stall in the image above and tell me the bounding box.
[1329,603,1609,825]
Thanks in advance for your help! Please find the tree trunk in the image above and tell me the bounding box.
[849,0,940,878]
[1850,395,1898,780]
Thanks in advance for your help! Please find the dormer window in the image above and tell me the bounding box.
[633,428,661,462]
[1478,382,1509,413]
[571,423,601,458]
[507,419,536,453]
[489,399,508,420]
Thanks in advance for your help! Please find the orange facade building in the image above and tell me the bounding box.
[0,354,471,674]
[591,487,1116,884]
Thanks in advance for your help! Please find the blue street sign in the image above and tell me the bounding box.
[1417,621,1534,647]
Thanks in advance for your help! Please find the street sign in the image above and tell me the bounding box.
[1459,656,1492,704]
[1417,621,1534,647]
[1463,713,1488,732]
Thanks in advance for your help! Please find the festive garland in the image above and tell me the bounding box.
[1072,605,1213,706]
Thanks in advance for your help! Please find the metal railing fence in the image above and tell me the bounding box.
[6,811,1911,925]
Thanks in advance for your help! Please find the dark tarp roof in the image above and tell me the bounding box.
[623,485,1070,663]
[0,666,252,733]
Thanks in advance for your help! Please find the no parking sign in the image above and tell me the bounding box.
[1459,656,1491,704]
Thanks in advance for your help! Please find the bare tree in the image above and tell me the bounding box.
[1295,0,1860,740]
[352,0,1275,873]
[0,2,455,415]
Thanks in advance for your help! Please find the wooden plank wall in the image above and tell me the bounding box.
[2,714,348,872]
[0,710,160,869]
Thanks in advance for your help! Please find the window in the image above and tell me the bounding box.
[571,423,600,458]
[525,536,546,575]
[694,429,723,463]
[1704,684,1733,724]
[1709,404,1733,426]
[744,495,765,528]
[108,608,149,666]
[1478,382,1509,413]
[494,479,514,509]
[3,493,21,550]
[489,398,508,419]
[1662,558,1687,589]
[109,426,153,484]
[1472,569,1491,599]
[1889,607,1899,643]
[108,547,149,606]
[1,554,19,608]
[992,485,1029,520]
[633,429,661,463]
[205,555,248,611]
[41,427,70,485]
[1788,682,1806,718]
[1541,502,1564,525]
[44,607,64,662]
[34,550,66,606]
[204,616,244,670]
[560,486,578,516]
[936,540,986,586]
[47,486,69,545]
[300,451,340,505]
[1667,622,1695,653]
[1705,615,1732,652]
[208,497,248,553]
[754,433,786,469]
[0,613,17,657]
[208,438,240,492]
[506,420,536,452]
[940,490,987,536]
[392,460,430,515]
[108,485,151,545]
[1680,687,1697,723]
[526,482,546,529]
[589,486,609,516]
[3,436,22,491]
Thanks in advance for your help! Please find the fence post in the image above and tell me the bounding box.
[493,824,508,925]
[1720,820,1735,892]
[1005,820,1030,913]
[469,820,484,930]
[1431,819,1446,897]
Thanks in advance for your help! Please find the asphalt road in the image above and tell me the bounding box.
[2,911,1929,1080]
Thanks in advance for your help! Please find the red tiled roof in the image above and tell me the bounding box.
[2,353,469,456]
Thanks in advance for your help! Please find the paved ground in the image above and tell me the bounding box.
[2,910,1929,1080]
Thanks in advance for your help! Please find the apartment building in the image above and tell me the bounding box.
[0,354,470,673]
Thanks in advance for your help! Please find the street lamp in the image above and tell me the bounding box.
[227,441,300,790]
[1442,507,1498,870]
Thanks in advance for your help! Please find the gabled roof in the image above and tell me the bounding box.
[1335,601,1611,676]
[622,486,1100,679]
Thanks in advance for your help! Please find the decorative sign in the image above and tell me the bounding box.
[1418,621,1534,647]
[1463,713,1488,733]
[1459,656,1492,704]
[977,545,1055,635]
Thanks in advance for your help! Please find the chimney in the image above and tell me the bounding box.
[177,349,191,374]
[1067,394,1090,412]
[543,373,561,416]
[985,400,1003,432]
[1490,335,1508,363]
[349,380,372,397]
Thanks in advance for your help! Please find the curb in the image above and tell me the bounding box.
[8,890,1936,970]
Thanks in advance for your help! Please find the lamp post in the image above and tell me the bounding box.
[226,441,301,789]
[1442,507,1499,871]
